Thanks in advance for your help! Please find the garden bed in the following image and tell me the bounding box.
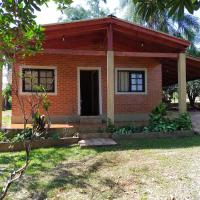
[0,137,79,152]
[112,130,195,140]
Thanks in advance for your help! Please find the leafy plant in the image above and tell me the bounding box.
[0,132,9,142]
[11,129,33,143]
[50,133,60,140]
[144,104,192,133]
[151,103,167,116]
[106,118,117,133]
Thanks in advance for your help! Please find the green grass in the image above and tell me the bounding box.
[1,136,200,199]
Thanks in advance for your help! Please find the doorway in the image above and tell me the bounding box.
[79,70,100,116]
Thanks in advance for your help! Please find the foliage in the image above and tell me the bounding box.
[133,0,200,20]
[0,132,9,142]
[11,129,33,143]
[186,79,200,107]
[2,83,12,110]
[49,132,60,140]
[121,0,200,57]
[112,125,143,137]
[0,0,72,67]
[106,118,117,133]
[163,85,177,104]
[151,103,167,116]
[60,0,109,22]
[144,104,192,132]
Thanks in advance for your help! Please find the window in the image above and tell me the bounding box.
[117,70,145,93]
[22,68,55,93]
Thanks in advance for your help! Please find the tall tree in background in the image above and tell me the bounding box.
[60,0,110,21]
[133,0,200,20]
[120,0,200,56]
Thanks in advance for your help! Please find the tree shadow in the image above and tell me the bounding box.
[23,155,126,199]
[92,135,200,153]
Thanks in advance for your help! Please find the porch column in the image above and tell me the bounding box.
[107,50,114,123]
[0,69,2,128]
[178,53,187,113]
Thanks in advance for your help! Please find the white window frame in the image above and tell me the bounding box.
[19,65,57,96]
[77,67,102,116]
[115,67,148,95]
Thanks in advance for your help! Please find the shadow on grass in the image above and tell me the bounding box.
[25,155,125,199]
[93,135,200,153]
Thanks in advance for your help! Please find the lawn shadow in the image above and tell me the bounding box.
[92,135,200,153]
[26,155,125,199]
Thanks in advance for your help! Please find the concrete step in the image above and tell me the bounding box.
[79,132,111,139]
[78,123,106,133]
[78,138,117,148]
[80,116,102,124]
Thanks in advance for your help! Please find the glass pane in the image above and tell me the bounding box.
[25,84,31,91]
[24,70,31,78]
[47,78,53,85]
[137,74,142,78]
[131,78,136,84]
[138,79,143,84]
[138,85,143,91]
[32,78,39,89]
[131,73,136,78]
[118,71,129,92]
[46,84,53,91]
[40,78,46,85]
[46,71,53,77]
[40,71,46,77]
[32,71,38,78]
[131,85,137,91]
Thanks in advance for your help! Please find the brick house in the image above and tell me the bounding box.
[11,16,200,125]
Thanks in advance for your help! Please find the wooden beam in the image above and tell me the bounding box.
[107,24,113,51]
[43,49,178,58]
[43,49,106,56]
[115,51,178,58]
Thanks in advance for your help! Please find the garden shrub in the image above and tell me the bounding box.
[0,132,9,142]
[144,103,192,132]
[49,132,60,140]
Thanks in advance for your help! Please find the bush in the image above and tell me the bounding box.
[11,129,33,143]
[144,103,192,132]
[49,132,60,140]
[0,132,9,142]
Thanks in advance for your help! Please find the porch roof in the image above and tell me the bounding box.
[42,16,200,86]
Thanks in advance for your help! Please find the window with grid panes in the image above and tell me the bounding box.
[22,68,55,93]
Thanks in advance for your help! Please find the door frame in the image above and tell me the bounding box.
[77,67,102,116]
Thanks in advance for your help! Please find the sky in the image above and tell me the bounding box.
[35,0,200,25]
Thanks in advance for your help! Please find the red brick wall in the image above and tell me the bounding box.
[12,54,162,123]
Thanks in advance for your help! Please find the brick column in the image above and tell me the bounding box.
[178,53,187,113]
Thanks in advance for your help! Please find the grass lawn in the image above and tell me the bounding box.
[1,136,200,199]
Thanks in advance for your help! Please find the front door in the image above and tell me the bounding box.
[80,70,99,116]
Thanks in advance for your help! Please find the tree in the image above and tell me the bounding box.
[133,0,200,20]
[121,0,200,56]
[60,0,109,21]
[0,1,72,199]
[186,80,200,108]
[2,83,12,110]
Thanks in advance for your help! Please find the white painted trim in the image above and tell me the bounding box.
[18,65,57,96]
[115,67,148,95]
[77,67,102,116]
